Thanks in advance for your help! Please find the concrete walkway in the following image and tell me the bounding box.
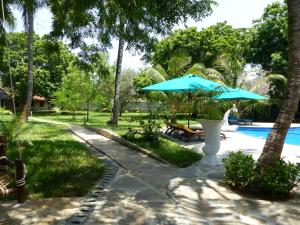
[2,119,300,224]
[70,126,300,225]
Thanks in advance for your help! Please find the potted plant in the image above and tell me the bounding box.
[199,100,224,166]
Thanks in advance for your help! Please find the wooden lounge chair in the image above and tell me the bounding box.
[164,121,180,135]
[0,136,26,203]
[177,124,226,142]
[177,124,204,142]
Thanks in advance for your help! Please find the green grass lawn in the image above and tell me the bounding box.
[127,137,201,167]
[34,112,202,167]
[0,116,105,200]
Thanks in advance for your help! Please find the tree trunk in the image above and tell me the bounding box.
[111,36,124,126]
[258,0,300,167]
[22,10,34,122]
[86,100,90,122]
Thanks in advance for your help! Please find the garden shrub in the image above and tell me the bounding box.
[123,112,161,142]
[223,151,257,191]
[259,160,300,198]
[223,151,300,199]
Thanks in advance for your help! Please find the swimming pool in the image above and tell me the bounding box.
[237,126,300,146]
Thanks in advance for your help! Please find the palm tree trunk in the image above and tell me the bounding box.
[258,0,300,167]
[23,9,34,122]
[111,36,124,126]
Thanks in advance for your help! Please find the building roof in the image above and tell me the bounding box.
[32,96,46,101]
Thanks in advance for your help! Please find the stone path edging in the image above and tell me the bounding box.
[87,127,171,166]
[65,143,119,225]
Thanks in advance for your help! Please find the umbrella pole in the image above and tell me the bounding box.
[188,92,191,128]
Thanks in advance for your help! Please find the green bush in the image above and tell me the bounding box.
[223,151,300,199]
[223,151,257,191]
[259,160,300,198]
[123,112,161,142]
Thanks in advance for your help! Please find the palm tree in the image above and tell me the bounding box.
[15,0,45,121]
[0,0,15,30]
[258,0,300,167]
[212,53,245,88]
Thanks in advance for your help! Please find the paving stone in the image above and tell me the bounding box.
[135,188,168,202]
[110,175,148,191]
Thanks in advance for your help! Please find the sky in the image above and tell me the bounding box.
[10,0,283,70]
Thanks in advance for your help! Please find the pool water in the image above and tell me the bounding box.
[237,127,300,146]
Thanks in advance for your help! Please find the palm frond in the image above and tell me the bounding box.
[153,64,168,79]
[167,50,192,76]
[266,74,287,85]
[185,63,205,75]
[144,67,166,82]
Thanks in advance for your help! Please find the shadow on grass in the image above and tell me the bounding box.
[7,139,105,200]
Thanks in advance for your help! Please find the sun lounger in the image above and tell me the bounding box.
[164,121,180,135]
[165,122,226,141]
[177,124,204,142]
[238,118,253,125]
[229,115,252,125]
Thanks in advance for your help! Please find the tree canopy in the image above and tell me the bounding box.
[246,2,288,75]
[151,23,249,69]
[0,32,74,101]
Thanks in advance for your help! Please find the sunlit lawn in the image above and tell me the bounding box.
[0,115,104,200]
[34,112,201,167]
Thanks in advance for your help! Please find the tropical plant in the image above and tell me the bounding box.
[212,53,245,88]
[258,0,300,167]
[0,116,32,156]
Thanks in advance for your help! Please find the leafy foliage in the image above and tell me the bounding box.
[0,116,31,152]
[124,112,161,142]
[50,0,216,51]
[246,2,288,75]
[0,32,74,102]
[119,68,138,115]
[223,151,300,199]
[151,23,249,69]
[223,151,257,190]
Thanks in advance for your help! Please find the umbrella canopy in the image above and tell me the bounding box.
[213,88,268,100]
[142,74,231,127]
[142,74,228,93]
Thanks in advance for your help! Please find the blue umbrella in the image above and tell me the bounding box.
[142,74,229,93]
[213,88,268,100]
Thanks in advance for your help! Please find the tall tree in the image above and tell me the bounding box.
[76,44,112,121]
[258,0,300,167]
[49,0,216,126]
[15,0,46,121]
